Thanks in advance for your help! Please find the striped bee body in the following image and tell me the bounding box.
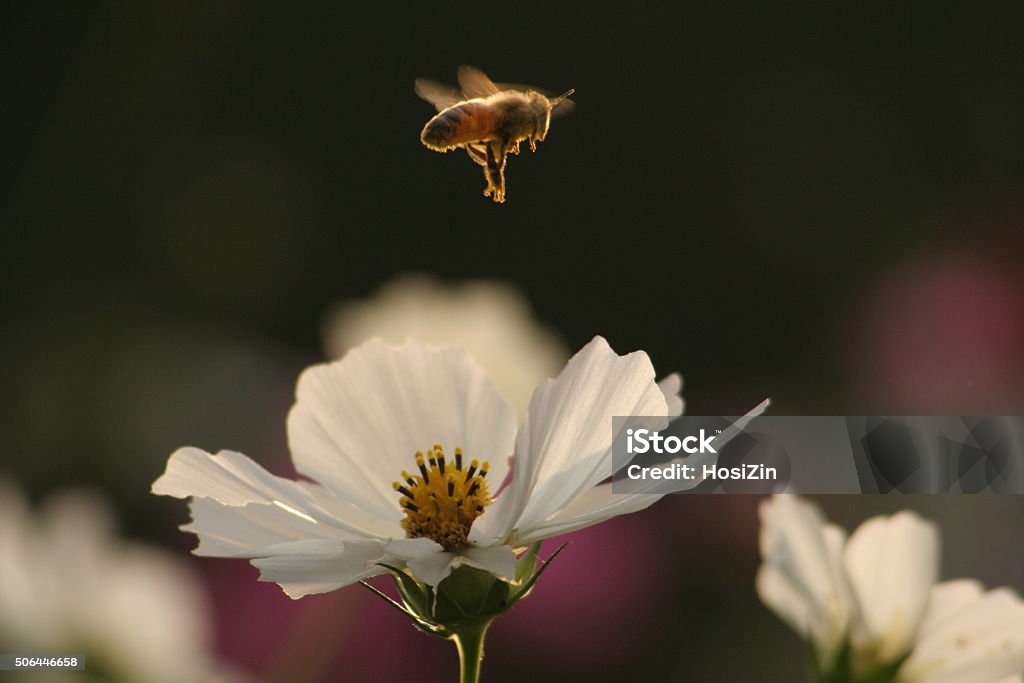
[421,99,501,151]
[416,66,574,203]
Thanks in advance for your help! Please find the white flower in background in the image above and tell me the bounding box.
[756,494,855,669]
[322,275,571,416]
[900,581,1024,683]
[757,494,1024,683]
[0,480,240,683]
[153,336,687,597]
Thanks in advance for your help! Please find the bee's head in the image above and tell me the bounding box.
[547,89,575,125]
[539,89,574,141]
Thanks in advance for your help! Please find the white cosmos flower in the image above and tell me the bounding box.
[323,275,571,416]
[757,494,1024,683]
[898,581,1024,683]
[0,479,240,683]
[153,336,685,598]
[756,493,855,669]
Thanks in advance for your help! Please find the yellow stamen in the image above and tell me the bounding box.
[392,444,492,551]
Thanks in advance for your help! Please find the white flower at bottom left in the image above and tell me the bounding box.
[0,479,241,683]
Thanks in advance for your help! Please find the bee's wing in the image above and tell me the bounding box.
[457,66,574,115]
[495,81,549,95]
[492,71,576,118]
[456,65,503,98]
[551,97,575,118]
[414,78,464,111]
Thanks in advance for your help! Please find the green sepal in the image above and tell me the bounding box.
[514,541,541,585]
[363,544,570,644]
[358,580,447,637]
[510,541,568,602]
[365,546,571,683]
[814,642,905,683]
[378,563,432,620]
[434,566,511,625]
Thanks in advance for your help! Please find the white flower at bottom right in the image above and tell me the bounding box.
[757,494,1024,683]
[898,579,1024,683]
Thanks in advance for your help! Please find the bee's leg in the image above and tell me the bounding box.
[484,141,508,203]
[466,144,487,166]
[510,141,521,155]
[481,164,493,198]
[529,137,538,152]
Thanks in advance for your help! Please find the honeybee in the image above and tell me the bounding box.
[415,66,574,203]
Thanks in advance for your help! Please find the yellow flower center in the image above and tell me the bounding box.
[393,444,492,551]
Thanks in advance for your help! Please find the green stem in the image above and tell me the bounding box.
[452,619,491,683]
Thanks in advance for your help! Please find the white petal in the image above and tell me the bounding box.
[154,447,319,512]
[898,584,1024,683]
[514,398,769,544]
[807,523,853,665]
[383,537,444,560]
[758,495,851,667]
[250,539,386,599]
[0,484,40,637]
[519,406,777,537]
[844,511,940,664]
[916,580,984,634]
[287,339,517,522]
[757,564,813,640]
[183,488,404,558]
[658,372,685,417]
[460,545,517,582]
[403,544,517,587]
[0,480,232,682]
[406,550,460,587]
[184,498,333,557]
[760,496,847,615]
[297,481,405,539]
[387,536,520,585]
[154,448,398,555]
[511,482,659,544]
[475,336,668,543]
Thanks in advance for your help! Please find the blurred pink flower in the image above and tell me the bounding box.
[846,249,1024,413]
[490,512,672,663]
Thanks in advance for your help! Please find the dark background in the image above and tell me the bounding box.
[2,3,1024,682]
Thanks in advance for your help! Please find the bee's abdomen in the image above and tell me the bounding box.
[421,101,497,151]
